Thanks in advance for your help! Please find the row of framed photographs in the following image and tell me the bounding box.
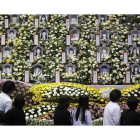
[4,14,108,28]
[0,62,139,84]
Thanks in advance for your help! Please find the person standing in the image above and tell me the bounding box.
[0,95,26,125]
[120,97,140,125]
[103,89,121,126]
[0,81,15,117]
[54,95,71,125]
[71,95,92,126]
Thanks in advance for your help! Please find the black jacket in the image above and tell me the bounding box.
[120,109,140,125]
[0,107,26,125]
[54,107,71,125]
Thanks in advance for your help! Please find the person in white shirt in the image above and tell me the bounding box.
[9,31,14,40]
[71,95,92,126]
[0,81,15,117]
[71,31,79,41]
[133,66,139,75]
[103,89,121,126]
[101,48,108,58]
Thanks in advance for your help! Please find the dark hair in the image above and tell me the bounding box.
[102,66,107,69]
[58,95,70,110]
[5,48,10,51]
[69,48,74,53]
[13,95,25,108]
[109,89,121,102]
[42,30,46,33]
[10,31,14,34]
[41,15,46,22]
[5,65,10,69]
[76,95,89,123]
[2,81,15,94]
[127,97,138,111]
[36,47,41,55]
[133,66,139,75]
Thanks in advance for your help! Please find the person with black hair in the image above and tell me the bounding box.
[0,95,26,125]
[40,15,46,24]
[41,30,47,40]
[9,30,14,40]
[131,48,138,58]
[4,48,11,57]
[71,31,78,40]
[5,65,11,73]
[36,47,42,57]
[101,66,109,76]
[120,97,140,125]
[133,66,139,75]
[54,95,71,125]
[71,95,92,125]
[103,89,121,125]
[0,81,15,117]
[68,48,74,58]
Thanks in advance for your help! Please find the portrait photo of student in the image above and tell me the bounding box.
[3,64,12,74]
[71,30,79,41]
[131,47,139,57]
[132,29,139,40]
[67,66,74,75]
[69,15,78,25]
[100,65,109,76]
[100,30,109,41]
[34,66,42,75]
[9,30,15,40]
[39,15,48,24]
[66,46,76,58]
[99,15,107,24]
[100,47,109,58]
[10,15,19,24]
[3,47,11,57]
[34,47,42,57]
[40,30,48,40]
[132,65,140,76]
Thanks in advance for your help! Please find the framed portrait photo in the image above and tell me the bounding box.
[33,45,44,58]
[2,45,12,57]
[131,64,140,76]
[131,28,140,41]
[39,15,48,25]
[100,27,109,41]
[98,15,107,24]
[38,28,48,40]
[66,63,76,75]
[2,63,12,74]
[10,15,19,24]
[66,46,76,59]
[99,64,110,76]
[32,63,45,76]
[99,47,109,59]
[130,45,139,58]
[69,15,78,26]
[7,28,17,40]
[70,29,80,41]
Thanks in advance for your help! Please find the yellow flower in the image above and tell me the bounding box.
[18,47,21,49]
[11,59,15,62]
[7,59,10,63]
[14,53,17,56]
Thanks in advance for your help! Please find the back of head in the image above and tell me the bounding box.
[58,95,70,110]
[2,81,15,94]
[13,95,25,108]
[127,96,138,111]
[76,95,89,123]
[109,89,121,102]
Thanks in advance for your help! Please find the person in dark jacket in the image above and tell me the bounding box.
[54,95,71,125]
[0,94,26,125]
[120,96,140,125]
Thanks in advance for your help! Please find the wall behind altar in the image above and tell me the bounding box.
[0,14,140,85]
